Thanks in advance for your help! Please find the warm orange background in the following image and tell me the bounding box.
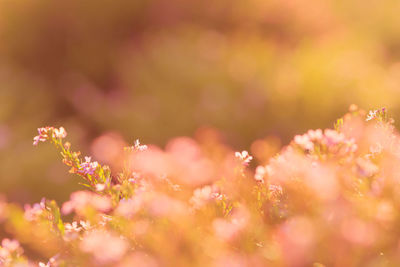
[1,0,400,203]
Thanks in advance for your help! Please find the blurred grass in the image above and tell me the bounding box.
[0,0,400,203]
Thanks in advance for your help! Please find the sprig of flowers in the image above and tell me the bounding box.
[3,107,398,266]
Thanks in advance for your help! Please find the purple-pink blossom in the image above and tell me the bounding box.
[33,126,67,145]
[76,156,99,176]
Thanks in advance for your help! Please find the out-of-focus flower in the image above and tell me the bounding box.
[24,198,46,221]
[61,191,111,215]
[80,220,91,230]
[0,238,23,264]
[294,134,314,151]
[213,206,249,241]
[277,217,315,266]
[65,221,82,232]
[64,221,83,241]
[1,239,21,252]
[95,183,106,192]
[115,196,144,218]
[254,165,266,183]
[213,252,248,267]
[117,252,159,267]
[148,194,187,217]
[80,230,128,264]
[341,218,376,246]
[356,157,379,177]
[125,139,148,152]
[323,129,345,146]
[307,129,323,141]
[190,185,221,209]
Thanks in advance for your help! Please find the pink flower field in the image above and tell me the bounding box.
[1,106,400,266]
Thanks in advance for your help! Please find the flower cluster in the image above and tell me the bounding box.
[124,139,148,152]
[0,239,24,265]
[235,150,253,166]
[33,126,66,145]
[366,107,386,121]
[76,157,99,176]
[3,107,400,266]
[293,128,357,157]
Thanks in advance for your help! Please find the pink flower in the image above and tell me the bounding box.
[294,134,314,151]
[1,239,20,252]
[24,198,46,221]
[254,165,266,183]
[0,238,23,263]
[125,139,148,152]
[190,185,221,209]
[77,157,99,176]
[61,191,111,215]
[33,127,52,145]
[53,127,67,139]
[33,126,67,145]
[366,109,378,121]
[115,196,144,218]
[307,129,323,141]
[80,230,128,264]
[213,206,249,241]
[323,129,345,146]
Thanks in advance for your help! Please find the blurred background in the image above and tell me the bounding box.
[1,0,400,203]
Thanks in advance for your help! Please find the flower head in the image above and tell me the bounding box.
[235,150,253,166]
[24,198,46,221]
[33,127,52,145]
[125,139,148,152]
[77,157,99,176]
[33,126,67,145]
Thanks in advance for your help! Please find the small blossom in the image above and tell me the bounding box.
[80,230,128,264]
[323,129,345,146]
[24,198,46,221]
[65,221,82,233]
[0,239,23,263]
[95,183,106,191]
[294,134,314,151]
[356,157,379,177]
[190,185,221,209]
[235,150,253,166]
[307,129,323,141]
[115,196,143,218]
[33,127,53,145]
[61,191,111,215]
[33,126,67,145]
[366,108,386,122]
[366,109,378,121]
[254,166,266,183]
[77,156,99,176]
[1,239,21,252]
[125,139,148,152]
[80,220,92,230]
[64,221,83,241]
[53,127,67,139]
[134,139,148,151]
